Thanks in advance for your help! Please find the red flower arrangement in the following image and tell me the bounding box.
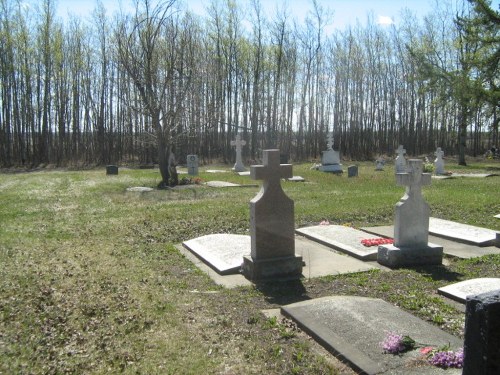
[360,238,394,247]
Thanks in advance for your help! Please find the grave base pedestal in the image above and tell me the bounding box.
[318,164,343,174]
[242,255,303,281]
[377,243,443,268]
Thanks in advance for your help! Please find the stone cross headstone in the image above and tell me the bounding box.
[434,147,445,175]
[242,149,303,280]
[463,290,500,375]
[378,159,443,267]
[231,134,246,172]
[187,154,199,175]
[395,145,407,173]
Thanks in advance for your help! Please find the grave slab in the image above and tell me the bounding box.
[238,171,251,176]
[361,225,500,259]
[282,296,462,375]
[126,186,154,192]
[178,235,379,288]
[182,234,250,274]
[286,176,305,182]
[296,225,385,260]
[205,169,228,173]
[438,278,500,303]
[450,173,499,178]
[428,217,499,246]
[204,180,258,188]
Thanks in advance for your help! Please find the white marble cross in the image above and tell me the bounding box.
[395,145,407,173]
[231,134,247,172]
[434,147,445,175]
[394,159,431,247]
[326,132,334,151]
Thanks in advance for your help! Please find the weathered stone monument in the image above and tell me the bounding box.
[378,159,443,267]
[434,147,445,175]
[347,165,358,177]
[375,157,385,171]
[231,134,246,172]
[187,154,198,175]
[242,149,303,280]
[395,145,406,173]
[463,290,500,375]
[319,133,343,173]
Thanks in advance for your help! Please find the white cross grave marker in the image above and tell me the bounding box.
[231,134,247,172]
[395,145,407,173]
[394,159,431,248]
[434,147,445,175]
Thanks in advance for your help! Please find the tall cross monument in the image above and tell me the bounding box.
[242,149,303,280]
[231,134,246,172]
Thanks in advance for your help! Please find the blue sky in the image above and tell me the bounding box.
[55,0,500,31]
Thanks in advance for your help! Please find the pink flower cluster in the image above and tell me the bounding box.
[361,238,394,247]
[381,332,415,354]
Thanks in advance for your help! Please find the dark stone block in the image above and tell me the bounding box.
[347,165,358,177]
[463,290,500,375]
[106,165,118,175]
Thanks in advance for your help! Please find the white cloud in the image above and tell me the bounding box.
[377,15,394,26]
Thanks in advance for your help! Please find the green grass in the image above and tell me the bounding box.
[0,161,499,374]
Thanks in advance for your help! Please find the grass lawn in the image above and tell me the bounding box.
[1,160,499,374]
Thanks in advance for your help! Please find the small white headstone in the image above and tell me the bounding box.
[231,134,246,172]
[395,145,406,173]
[375,158,385,171]
[434,147,445,175]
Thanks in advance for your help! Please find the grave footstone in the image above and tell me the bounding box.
[187,154,199,175]
[395,145,407,173]
[231,134,246,172]
[348,165,358,177]
[434,147,445,175]
[242,149,303,280]
[378,159,443,267]
[438,278,500,304]
[319,132,343,174]
[106,165,118,175]
[463,290,500,375]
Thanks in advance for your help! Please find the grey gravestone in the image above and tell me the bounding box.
[438,278,500,303]
[282,296,462,375]
[375,158,385,171]
[378,159,443,267]
[463,290,500,375]
[296,225,384,260]
[429,217,500,247]
[395,145,406,173]
[231,134,246,172]
[319,133,343,173]
[183,234,250,274]
[242,149,303,280]
[106,165,118,175]
[434,147,445,175]
[187,154,199,175]
[347,165,358,177]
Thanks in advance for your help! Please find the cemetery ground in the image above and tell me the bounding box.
[1,161,499,374]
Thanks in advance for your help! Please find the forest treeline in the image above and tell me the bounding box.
[0,0,498,170]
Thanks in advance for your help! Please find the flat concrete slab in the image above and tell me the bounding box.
[126,186,154,192]
[204,180,258,188]
[182,234,250,274]
[438,278,500,303]
[296,225,386,260]
[428,217,499,246]
[178,235,379,288]
[282,296,462,375]
[286,176,305,182]
[238,171,251,176]
[361,225,500,259]
[205,169,228,173]
[450,173,498,178]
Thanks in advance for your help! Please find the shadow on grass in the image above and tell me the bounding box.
[254,278,310,305]
[412,264,464,282]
